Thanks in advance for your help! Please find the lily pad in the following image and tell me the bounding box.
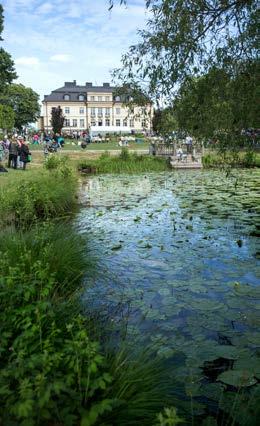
[217,369,257,387]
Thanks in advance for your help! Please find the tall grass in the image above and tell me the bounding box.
[202,151,259,168]
[78,150,170,174]
[0,167,77,229]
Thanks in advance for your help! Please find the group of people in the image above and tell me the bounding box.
[0,135,31,172]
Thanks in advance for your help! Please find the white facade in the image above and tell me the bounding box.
[41,82,153,134]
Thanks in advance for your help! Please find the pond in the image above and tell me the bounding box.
[77,169,260,423]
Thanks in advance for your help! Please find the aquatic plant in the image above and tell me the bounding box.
[78,150,170,174]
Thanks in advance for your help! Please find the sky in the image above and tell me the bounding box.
[1,0,147,100]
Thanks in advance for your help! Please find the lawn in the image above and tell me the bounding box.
[29,139,150,151]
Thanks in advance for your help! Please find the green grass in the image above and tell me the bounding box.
[202,150,260,168]
[0,166,77,229]
[78,150,170,174]
[29,138,149,151]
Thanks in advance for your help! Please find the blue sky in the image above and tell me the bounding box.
[1,0,147,100]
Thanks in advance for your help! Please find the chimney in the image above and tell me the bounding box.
[85,82,93,87]
[103,83,110,88]
[64,81,76,87]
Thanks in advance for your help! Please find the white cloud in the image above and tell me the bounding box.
[50,54,72,63]
[36,2,53,15]
[16,56,40,65]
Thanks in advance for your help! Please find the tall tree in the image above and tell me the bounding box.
[0,104,15,130]
[113,1,258,99]
[0,4,17,94]
[51,106,65,134]
[152,107,177,135]
[0,84,40,129]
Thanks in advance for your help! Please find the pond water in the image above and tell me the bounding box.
[77,169,260,421]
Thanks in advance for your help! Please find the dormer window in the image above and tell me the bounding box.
[115,96,120,102]
[78,94,85,101]
[64,94,70,100]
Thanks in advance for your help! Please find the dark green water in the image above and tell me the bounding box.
[77,169,260,422]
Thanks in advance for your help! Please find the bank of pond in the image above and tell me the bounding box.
[0,160,259,425]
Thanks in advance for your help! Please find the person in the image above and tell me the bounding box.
[8,138,19,169]
[33,133,39,144]
[176,147,183,161]
[20,141,31,170]
[185,136,193,154]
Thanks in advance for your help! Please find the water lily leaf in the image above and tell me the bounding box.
[111,244,122,250]
[217,369,257,387]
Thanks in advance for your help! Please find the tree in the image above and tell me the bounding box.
[113,1,258,98]
[0,5,17,94]
[152,107,177,135]
[0,104,15,130]
[0,84,40,129]
[51,106,65,134]
[173,61,259,149]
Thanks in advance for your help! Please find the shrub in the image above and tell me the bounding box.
[119,147,130,160]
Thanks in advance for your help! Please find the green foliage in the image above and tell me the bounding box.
[202,152,259,169]
[78,151,170,174]
[0,47,17,94]
[0,83,40,129]
[44,155,73,177]
[153,108,177,135]
[174,64,259,145]
[155,407,184,426]
[0,225,113,425]
[114,1,258,97]
[119,146,130,160]
[0,4,4,40]
[51,105,65,134]
[0,168,77,228]
[0,103,15,129]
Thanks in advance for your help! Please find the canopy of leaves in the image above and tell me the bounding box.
[152,107,177,135]
[0,83,40,129]
[174,61,259,143]
[0,104,15,130]
[0,5,17,94]
[0,4,4,40]
[51,106,65,134]
[114,0,258,98]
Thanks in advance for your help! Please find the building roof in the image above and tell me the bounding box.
[43,81,116,102]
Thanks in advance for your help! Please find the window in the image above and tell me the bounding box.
[64,94,70,101]
[64,119,70,127]
[98,119,102,126]
[105,108,110,116]
[105,119,110,126]
[98,107,103,116]
[116,108,120,115]
[90,96,95,101]
[80,119,85,128]
[130,119,134,127]
[79,107,84,114]
[123,119,128,127]
[65,107,70,114]
[91,120,96,126]
[72,119,77,127]
[98,96,102,102]
[78,95,85,101]
[115,96,120,102]
[141,120,146,128]
[116,119,120,127]
[91,107,96,116]
[105,96,110,102]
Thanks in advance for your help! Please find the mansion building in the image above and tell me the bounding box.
[41,81,153,133]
